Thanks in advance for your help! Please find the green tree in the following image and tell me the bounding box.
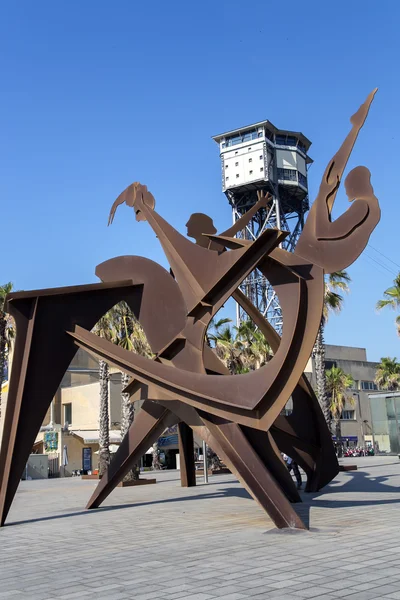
[376,273,400,336]
[313,271,351,431]
[0,283,14,421]
[206,317,232,346]
[248,329,273,370]
[93,311,117,476]
[210,319,272,374]
[375,357,400,391]
[213,325,245,374]
[326,366,354,457]
[114,302,154,475]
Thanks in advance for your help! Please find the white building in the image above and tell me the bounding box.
[213,120,311,196]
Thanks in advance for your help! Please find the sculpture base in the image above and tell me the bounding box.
[339,465,358,471]
[117,479,156,487]
[81,474,101,480]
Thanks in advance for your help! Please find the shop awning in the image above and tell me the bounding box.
[71,430,122,444]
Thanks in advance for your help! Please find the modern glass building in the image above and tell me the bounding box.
[368,392,400,454]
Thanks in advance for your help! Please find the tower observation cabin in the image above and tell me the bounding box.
[213,120,312,332]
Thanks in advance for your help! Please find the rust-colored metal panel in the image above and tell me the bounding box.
[86,400,176,509]
[177,422,196,487]
[0,282,142,526]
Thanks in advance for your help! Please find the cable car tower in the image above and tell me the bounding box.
[213,120,312,334]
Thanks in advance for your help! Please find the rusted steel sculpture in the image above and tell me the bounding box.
[0,91,380,529]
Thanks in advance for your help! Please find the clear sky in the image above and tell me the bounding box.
[1,1,399,362]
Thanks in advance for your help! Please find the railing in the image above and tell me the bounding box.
[277,168,308,189]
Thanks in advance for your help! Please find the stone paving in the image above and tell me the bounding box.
[1,457,400,599]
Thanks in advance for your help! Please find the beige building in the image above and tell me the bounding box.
[34,349,124,476]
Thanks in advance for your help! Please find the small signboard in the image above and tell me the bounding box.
[82,447,92,472]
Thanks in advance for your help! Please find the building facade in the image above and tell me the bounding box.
[306,344,379,448]
[368,391,400,454]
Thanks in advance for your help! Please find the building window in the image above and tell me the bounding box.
[277,168,297,182]
[259,155,263,160]
[298,172,308,188]
[258,131,262,137]
[235,162,238,166]
[235,151,238,155]
[236,174,239,178]
[64,403,72,426]
[361,381,378,391]
[225,176,229,181]
[248,147,252,151]
[260,167,264,172]
[325,360,337,370]
[249,170,253,174]
[341,410,355,420]
[225,130,258,147]
[225,164,228,169]
[298,141,306,153]
[221,143,226,149]
[249,158,252,163]
[276,134,298,147]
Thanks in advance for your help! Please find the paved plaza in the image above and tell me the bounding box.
[1,457,400,599]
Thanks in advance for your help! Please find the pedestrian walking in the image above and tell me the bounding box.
[282,453,302,489]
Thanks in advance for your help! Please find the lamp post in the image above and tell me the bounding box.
[353,392,365,449]
[202,440,208,483]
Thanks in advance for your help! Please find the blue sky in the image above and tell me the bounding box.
[1,1,399,362]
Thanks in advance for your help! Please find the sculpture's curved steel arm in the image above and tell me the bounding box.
[295,89,380,273]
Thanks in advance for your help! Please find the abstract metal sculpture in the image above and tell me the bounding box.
[0,91,380,529]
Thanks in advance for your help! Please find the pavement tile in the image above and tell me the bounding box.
[1,459,400,600]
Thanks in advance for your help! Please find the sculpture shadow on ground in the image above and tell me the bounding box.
[293,468,400,529]
[6,468,400,530]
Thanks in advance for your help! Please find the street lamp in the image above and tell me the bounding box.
[202,440,208,483]
[353,392,365,449]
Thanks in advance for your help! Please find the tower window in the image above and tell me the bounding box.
[226,176,229,181]
[235,151,238,155]
[248,147,252,151]
[225,164,228,168]
[259,155,263,160]
[249,158,252,163]
[249,170,253,175]
[236,174,239,178]
[260,167,264,172]
[235,162,238,167]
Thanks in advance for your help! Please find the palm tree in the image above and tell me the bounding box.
[375,357,400,391]
[234,320,274,370]
[206,317,232,347]
[213,325,245,374]
[0,283,14,421]
[114,302,153,477]
[93,311,117,476]
[326,366,354,457]
[151,441,163,470]
[248,329,273,370]
[313,271,351,432]
[376,273,400,336]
